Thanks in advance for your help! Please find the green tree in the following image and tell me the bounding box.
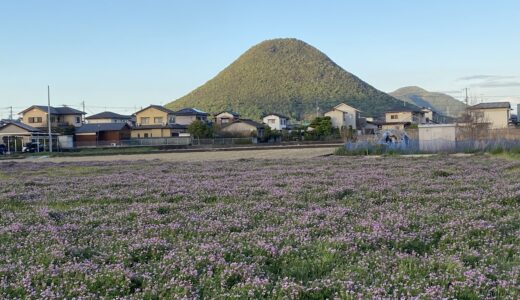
[309,116,333,137]
[188,120,213,138]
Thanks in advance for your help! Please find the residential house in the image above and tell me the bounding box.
[324,103,360,130]
[131,105,186,138]
[174,108,209,125]
[214,111,240,127]
[381,106,429,131]
[220,119,265,138]
[467,102,511,129]
[262,113,289,131]
[19,105,85,129]
[86,111,133,124]
[75,123,132,146]
[0,120,51,152]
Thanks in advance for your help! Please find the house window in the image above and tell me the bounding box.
[154,117,163,124]
[76,116,81,123]
[28,117,42,123]
[390,114,398,120]
[137,133,140,138]
[140,117,150,125]
[221,118,230,124]
[168,116,175,124]
[144,133,149,138]
[268,119,276,124]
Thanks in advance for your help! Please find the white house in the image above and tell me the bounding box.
[324,103,360,130]
[262,113,289,130]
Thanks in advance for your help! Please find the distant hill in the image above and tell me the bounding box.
[390,86,466,117]
[166,38,413,120]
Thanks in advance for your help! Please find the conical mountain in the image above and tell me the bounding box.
[390,86,467,117]
[166,38,412,120]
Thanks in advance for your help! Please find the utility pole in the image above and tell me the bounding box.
[9,106,12,120]
[316,100,319,117]
[47,85,53,153]
[464,88,469,106]
[82,100,86,123]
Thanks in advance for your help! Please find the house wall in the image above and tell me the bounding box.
[131,128,172,138]
[21,108,82,127]
[221,123,257,137]
[0,124,31,135]
[62,114,83,127]
[470,108,510,129]
[262,115,286,130]
[175,115,197,125]
[385,112,414,123]
[325,110,357,130]
[87,118,128,124]
[215,113,237,126]
[20,108,48,127]
[135,107,171,126]
[418,124,457,152]
[75,133,97,143]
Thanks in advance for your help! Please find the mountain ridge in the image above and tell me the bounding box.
[390,86,466,117]
[166,38,416,120]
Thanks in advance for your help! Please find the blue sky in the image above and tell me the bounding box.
[1,0,519,117]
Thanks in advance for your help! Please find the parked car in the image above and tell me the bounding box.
[0,144,6,155]
[22,142,44,153]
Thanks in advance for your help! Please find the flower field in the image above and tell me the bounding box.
[0,156,519,299]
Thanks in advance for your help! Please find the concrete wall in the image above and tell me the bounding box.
[418,124,457,152]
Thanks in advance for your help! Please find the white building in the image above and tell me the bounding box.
[324,103,360,130]
[262,113,289,131]
[418,124,457,152]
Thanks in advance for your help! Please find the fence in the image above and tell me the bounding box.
[340,127,520,155]
[72,137,255,149]
[74,137,192,148]
[191,137,254,146]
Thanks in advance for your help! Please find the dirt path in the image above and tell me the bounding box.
[7,147,337,163]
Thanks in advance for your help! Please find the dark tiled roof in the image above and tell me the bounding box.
[0,120,42,132]
[385,105,422,113]
[132,124,187,130]
[468,102,511,110]
[214,111,240,117]
[133,105,176,115]
[86,111,132,120]
[174,108,209,116]
[262,113,289,119]
[75,123,130,134]
[20,105,85,115]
